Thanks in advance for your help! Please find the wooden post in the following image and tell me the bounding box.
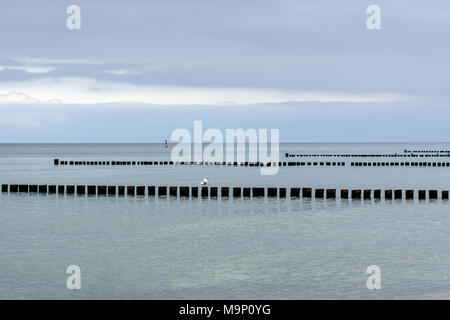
[221,187,229,198]
[252,188,264,198]
[77,185,86,195]
[340,189,349,199]
[210,187,218,198]
[351,190,361,199]
[66,185,75,194]
[268,188,277,197]
[429,190,438,200]
[405,190,414,200]
[201,187,209,198]
[158,186,167,196]
[107,186,116,196]
[385,190,393,200]
[302,188,312,198]
[315,189,324,198]
[232,187,241,198]
[374,190,381,199]
[418,190,426,200]
[148,186,155,196]
[394,190,402,200]
[98,186,107,195]
[88,185,96,195]
[170,186,178,197]
[290,188,300,198]
[326,189,336,199]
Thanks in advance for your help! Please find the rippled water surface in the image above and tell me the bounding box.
[1,143,450,299]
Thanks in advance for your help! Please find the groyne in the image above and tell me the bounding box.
[2,184,449,200]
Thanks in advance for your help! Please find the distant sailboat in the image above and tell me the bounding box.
[165,139,168,148]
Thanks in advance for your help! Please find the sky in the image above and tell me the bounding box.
[0,0,449,142]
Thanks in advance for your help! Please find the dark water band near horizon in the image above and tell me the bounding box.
[1,143,450,299]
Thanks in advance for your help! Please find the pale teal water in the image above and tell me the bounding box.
[1,143,450,299]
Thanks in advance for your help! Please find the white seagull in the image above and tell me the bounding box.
[200,179,208,185]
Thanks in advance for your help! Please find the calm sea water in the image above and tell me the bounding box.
[1,143,450,299]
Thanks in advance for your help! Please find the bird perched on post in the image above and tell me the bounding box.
[200,179,208,185]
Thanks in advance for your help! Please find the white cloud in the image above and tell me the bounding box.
[0,65,55,74]
[103,69,140,75]
[12,57,101,65]
[0,91,63,104]
[0,77,414,106]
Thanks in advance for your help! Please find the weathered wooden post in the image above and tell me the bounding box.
[340,189,349,199]
[98,186,107,195]
[243,188,251,198]
[210,187,218,198]
[88,185,96,195]
[290,188,300,198]
[394,190,402,200]
[385,190,393,200]
[268,188,277,197]
[107,186,116,196]
[351,190,361,199]
[405,190,414,200]
[418,190,426,200]
[221,187,229,198]
[326,189,336,199]
[232,187,241,198]
[158,186,167,196]
[363,190,371,200]
[48,185,56,194]
[374,190,381,199]
[170,186,178,197]
[148,186,155,196]
[252,188,264,198]
[191,187,199,197]
[302,188,312,198]
[77,185,85,195]
[315,189,324,198]
[66,185,75,194]
[279,188,286,198]
[201,187,209,198]
[180,186,189,197]
[429,190,438,200]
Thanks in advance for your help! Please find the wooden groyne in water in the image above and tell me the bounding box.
[53,159,450,168]
[2,184,449,200]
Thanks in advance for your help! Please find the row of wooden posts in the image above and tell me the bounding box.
[53,159,345,167]
[286,152,450,158]
[54,159,450,168]
[1,184,449,200]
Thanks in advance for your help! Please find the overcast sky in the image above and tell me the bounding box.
[0,0,449,142]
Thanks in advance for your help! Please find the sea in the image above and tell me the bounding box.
[1,143,450,299]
